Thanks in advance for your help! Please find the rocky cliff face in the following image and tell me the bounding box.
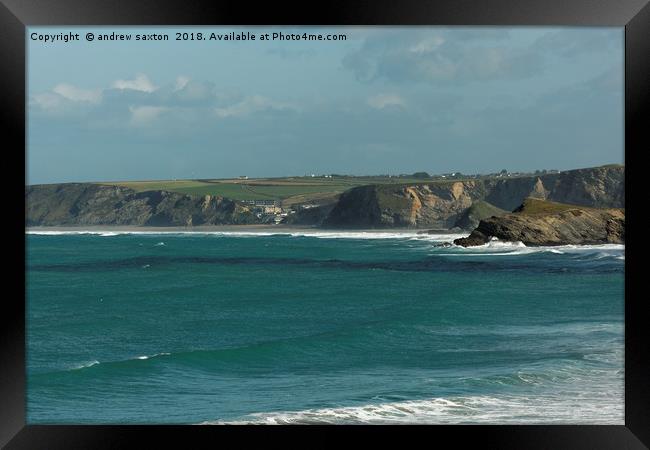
[322,182,480,229]
[542,165,625,207]
[323,165,624,229]
[26,183,259,226]
[453,200,508,230]
[453,198,625,247]
[282,203,337,226]
[26,165,624,229]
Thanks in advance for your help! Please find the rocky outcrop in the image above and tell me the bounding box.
[26,183,259,226]
[323,165,624,229]
[453,198,625,247]
[453,200,508,230]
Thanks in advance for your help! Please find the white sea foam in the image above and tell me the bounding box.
[133,352,171,360]
[70,360,100,370]
[24,229,625,258]
[26,230,122,236]
[443,239,624,257]
[25,229,464,242]
[68,352,171,370]
[414,321,624,337]
[204,393,624,425]
[288,231,467,242]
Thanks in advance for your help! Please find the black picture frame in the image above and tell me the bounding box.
[2,0,648,447]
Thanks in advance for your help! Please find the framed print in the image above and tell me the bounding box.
[1,0,648,448]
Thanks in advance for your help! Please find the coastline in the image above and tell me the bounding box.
[25,225,463,234]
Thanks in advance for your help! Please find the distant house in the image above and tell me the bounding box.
[238,175,248,180]
[242,199,279,209]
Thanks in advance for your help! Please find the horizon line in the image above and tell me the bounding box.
[25,163,624,186]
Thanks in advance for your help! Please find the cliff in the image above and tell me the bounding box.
[26,183,259,226]
[453,200,508,230]
[282,203,337,227]
[453,198,625,247]
[322,165,624,229]
[26,165,624,229]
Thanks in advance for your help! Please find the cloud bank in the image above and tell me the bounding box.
[27,27,623,184]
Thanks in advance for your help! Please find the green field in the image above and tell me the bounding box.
[98,176,434,206]
[98,173,541,206]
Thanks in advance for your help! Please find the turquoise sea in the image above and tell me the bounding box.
[26,230,624,424]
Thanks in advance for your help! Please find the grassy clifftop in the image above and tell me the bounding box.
[513,198,591,215]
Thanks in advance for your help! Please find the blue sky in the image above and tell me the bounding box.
[27,27,623,184]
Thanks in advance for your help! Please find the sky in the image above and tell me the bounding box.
[27,26,624,184]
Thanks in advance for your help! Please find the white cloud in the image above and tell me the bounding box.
[52,84,102,103]
[343,31,544,84]
[31,83,102,115]
[367,93,406,109]
[112,74,157,93]
[172,79,217,104]
[408,36,445,54]
[129,105,169,125]
[214,95,297,118]
[174,76,190,92]
[31,92,66,112]
[30,76,299,126]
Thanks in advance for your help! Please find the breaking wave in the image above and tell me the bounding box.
[442,240,624,258]
[69,360,100,370]
[27,230,120,237]
[26,229,464,241]
[205,393,623,425]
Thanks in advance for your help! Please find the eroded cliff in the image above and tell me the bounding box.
[26,183,258,226]
[322,165,624,229]
[26,165,624,229]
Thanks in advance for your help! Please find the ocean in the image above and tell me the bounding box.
[25,230,625,424]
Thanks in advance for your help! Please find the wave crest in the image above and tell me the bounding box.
[204,393,623,425]
[26,229,464,241]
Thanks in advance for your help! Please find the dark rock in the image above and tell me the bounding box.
[453,198,625,247]
[453,230,491,247]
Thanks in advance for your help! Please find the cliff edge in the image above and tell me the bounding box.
[26,183,258,226]
[453,198,625,247]
[322,165,623,229]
